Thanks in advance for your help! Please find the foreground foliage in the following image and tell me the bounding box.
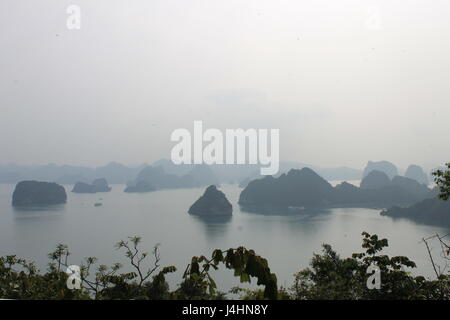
[0,236,278,300]
[0,232,448,300]
[433,163,450,201]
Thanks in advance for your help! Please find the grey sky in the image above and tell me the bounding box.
[1,0,449,170]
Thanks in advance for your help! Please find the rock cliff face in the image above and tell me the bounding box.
[391,176,429,196]
[239,168,335,208]
[12,181,67,206]
[404,164,429,185]
[360,170,391,190]
[188,185,232,216]
[362,161,398,179]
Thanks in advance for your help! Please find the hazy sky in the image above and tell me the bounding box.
[1,0,450,170]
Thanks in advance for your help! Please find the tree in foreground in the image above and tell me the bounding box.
[1,231,449,299]
[419,163,450,280]
[0,236,277,300]
[433,162,450,201]
[291,232,449,300]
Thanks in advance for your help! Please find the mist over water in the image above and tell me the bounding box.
[0,183,447,291]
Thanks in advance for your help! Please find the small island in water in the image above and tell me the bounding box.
[188,185,232,216]
[124,180,155,193]
[12,181,67,206]
[381,197,450,226]
[72,178,112,193]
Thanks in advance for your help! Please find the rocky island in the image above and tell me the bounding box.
[239,168,335,209]
[362,160,398,179]
[381,197,450,226]
[91,178,112,192]
[72,178,112,193]
[126,164,218,192]
[404,164,429,185]
[72,182,96,193]
[12,181,67,206]
[188,185,232,216]
[360,170,392,189]
[124,180,155,193]
[239,167,433,211]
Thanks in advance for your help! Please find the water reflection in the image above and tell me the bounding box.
[13,204,66,212]
[13,204,65,221]
[191,215,232,240]
[239,204,331,217]
[238,206,333,237]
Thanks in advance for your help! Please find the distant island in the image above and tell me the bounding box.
[362,160,398,179]
[0,162,144,185]
[124,164,218,192]
[381,197,450,226]
[12,181,67,206]
[124,180,155,193]
[238,163,362,188]
[362,161,430,186]
[404,164,429,185]
[239,168,433,211]
[188,185,232,216]
[0,160,366,187]
[239,168,335,209]
[72,178,112,193]
[360,170,430,197]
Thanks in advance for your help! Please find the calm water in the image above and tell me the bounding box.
[0,183,448,292]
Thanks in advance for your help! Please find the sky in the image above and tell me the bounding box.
[1,0,450,171]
